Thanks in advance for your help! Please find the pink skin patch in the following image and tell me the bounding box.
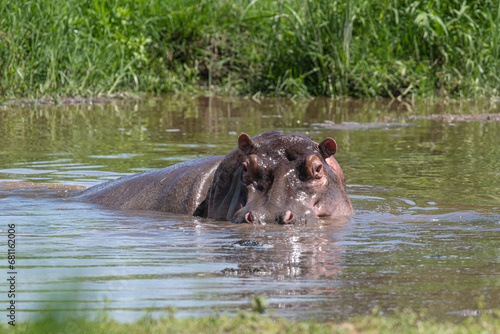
[326,156,345,183]
[245,212,253,223]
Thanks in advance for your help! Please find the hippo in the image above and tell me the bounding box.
[80,131,353,224]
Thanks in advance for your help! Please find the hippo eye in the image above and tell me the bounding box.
[302,154,324,181]
[241,154,259,186]
[241,163,253,185]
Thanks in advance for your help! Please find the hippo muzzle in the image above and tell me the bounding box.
[233,207,318,225]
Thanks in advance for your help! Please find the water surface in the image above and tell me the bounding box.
[0,96,499,322]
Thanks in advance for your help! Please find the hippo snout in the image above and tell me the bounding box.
[232,208,318,225]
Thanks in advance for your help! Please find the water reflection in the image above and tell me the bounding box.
[217,216,350,281]
[0,95,499,321]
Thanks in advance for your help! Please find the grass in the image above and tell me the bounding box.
[1,0,499,99]
[4,308,500,334]
[3,296,500,333]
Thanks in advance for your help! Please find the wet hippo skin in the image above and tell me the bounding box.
[80,131,353,224]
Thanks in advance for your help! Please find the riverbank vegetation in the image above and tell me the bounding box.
[1,0,499,99]
[4,309,500,334]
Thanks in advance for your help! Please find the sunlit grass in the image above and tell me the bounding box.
[1,0,499,99]
[4,309,500,334]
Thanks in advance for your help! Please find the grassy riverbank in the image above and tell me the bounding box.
[5,310,500,334]
[1,0,499,99]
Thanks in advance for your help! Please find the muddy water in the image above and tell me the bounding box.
[0,96,499,322]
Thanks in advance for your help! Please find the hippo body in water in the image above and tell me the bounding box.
[81,131,353,224]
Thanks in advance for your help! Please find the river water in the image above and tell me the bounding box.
[0,96,499,322]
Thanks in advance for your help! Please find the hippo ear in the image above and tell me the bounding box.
[319,137,337,158]
[238,133,255,155]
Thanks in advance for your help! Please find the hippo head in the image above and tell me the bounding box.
[203,131,353,225]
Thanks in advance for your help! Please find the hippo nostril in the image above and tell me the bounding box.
[284,210,294,222]
[245,212,254,223]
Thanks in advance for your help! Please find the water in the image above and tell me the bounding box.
[0,96,499,322]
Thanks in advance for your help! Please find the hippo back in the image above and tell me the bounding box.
[80,155,224,214]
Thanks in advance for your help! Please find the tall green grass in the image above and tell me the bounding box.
[1,0,499,99]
